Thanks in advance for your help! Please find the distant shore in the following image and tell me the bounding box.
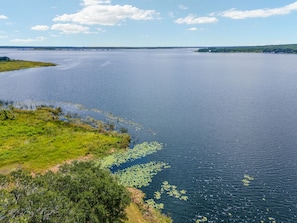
[0,59,56,72]
[1,44,297,54]
[196,44,297,54]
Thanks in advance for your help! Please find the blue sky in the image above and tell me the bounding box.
[1,0,297,47]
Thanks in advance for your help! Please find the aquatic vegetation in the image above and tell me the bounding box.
[99,141,163,168]
[244,174,254,181]
[268,217,277,223]
[146,181,189,210]
[64,102,157,135]
[260,217,277,223]
[195,216,208,223]
[159,181,188,201]
[242,179,250,186]
[146,199,165,210]
[241,174,254,186]
[154,191,162,200]
[13,100,157,135]
[114,162,170,188]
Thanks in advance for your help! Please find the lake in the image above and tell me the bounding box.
[1,49,297,222]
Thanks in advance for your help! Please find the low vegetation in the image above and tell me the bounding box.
[0,104,171,222]
[0,59,56,72]
[0,106,130,173]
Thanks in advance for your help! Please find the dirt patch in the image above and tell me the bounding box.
[47,154,94,173]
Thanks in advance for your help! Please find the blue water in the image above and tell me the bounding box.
[1,49,297,222]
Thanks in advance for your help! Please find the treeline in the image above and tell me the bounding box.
[197,44,297,54]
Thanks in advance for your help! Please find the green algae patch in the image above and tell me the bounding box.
[0,60,56,72]
[0,107,130,173]
[241,174,255,186]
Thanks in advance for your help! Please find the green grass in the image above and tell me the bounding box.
[0,106,172,223]
[0,60,56,72]
[0,107,130,173]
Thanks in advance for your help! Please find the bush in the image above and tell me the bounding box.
[0,109,14,120]
[0,161,131,223]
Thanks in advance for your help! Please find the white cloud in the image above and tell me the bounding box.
[31,25,50,31]
[178,4,188,10]
[51,23,89,34]
[175,14,218,24]
[53,4,158,26]
[188,27,197,31]
[0,15,8,19]
[221,1,297,19]
[82,0,110,6]
[10,37,45,43]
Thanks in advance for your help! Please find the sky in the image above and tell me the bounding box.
[1,0,297,47]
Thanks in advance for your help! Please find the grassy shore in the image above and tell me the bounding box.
[0,106,130,173]
[0,60,56,72]
[0,105,171,222]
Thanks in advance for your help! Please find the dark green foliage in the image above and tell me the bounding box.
[0,109,14,121]
[0,161,131,222]
[0,56,10,61]
[197,44,297,54]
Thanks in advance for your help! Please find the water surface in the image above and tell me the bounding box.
[1,49,297,222]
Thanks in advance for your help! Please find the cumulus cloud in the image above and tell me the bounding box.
[10,37,45,43]
[0,15,8,19]
[175,14,218,24]
[51,23,90,34]
[53,4,158,26]
[188,27,197,31]
[31,25,50,31]
[221,1,297,19]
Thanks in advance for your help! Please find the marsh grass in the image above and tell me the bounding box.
[0,60,56,72]
[0,107,130,173]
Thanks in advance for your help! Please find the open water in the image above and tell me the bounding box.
[0,49,297,222]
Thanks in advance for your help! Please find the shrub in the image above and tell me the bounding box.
[0,161,131,223]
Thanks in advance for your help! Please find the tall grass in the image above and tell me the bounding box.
[0,107,130,173]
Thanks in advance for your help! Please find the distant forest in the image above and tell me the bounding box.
[197,44,297,54]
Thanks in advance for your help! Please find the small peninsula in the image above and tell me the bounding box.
[0,104,171,223]
[197,44,297,54]
[0,57,56,72]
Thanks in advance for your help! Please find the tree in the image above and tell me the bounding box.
[0,161,131,223]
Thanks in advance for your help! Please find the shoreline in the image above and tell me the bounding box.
[0,59,56,72]
[196,44,297,54]
[0,105,171,222]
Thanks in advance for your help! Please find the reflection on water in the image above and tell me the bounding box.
[0,49,297,222]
